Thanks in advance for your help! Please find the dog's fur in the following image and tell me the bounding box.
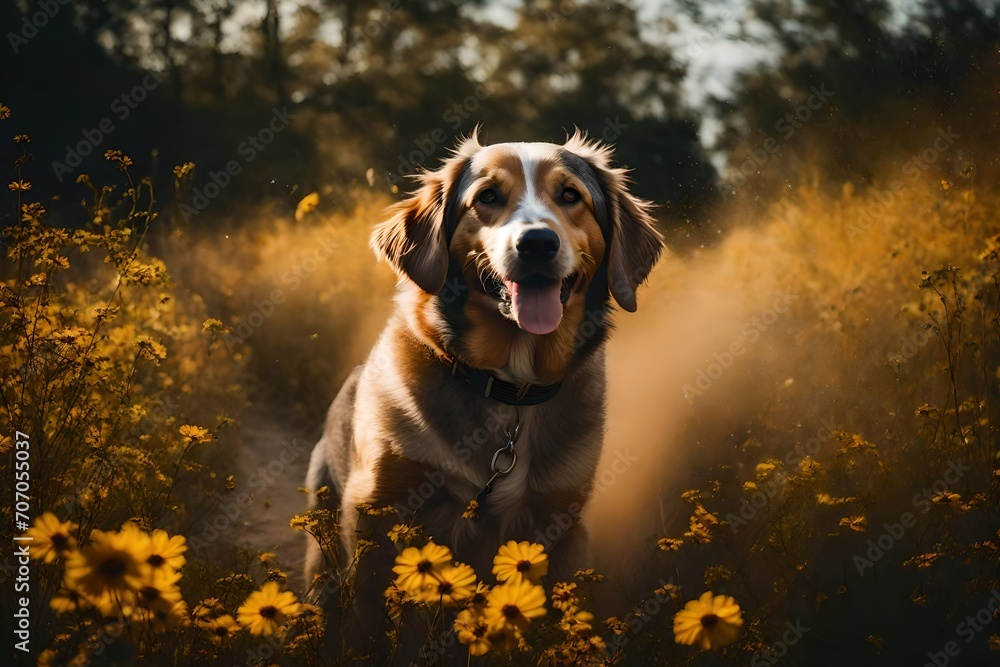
[303,129,663,649]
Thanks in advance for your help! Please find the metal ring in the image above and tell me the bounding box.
[491,447,517,475]
[506,421,520,444]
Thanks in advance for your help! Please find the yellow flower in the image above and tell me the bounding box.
[135,568,188,631]
[237,581,301,636]
[816,492,855,505]
[104,149,133,170]
[50,588,89,614]
[673,591,743,651]
[551,581,579,611]
[462,499,480,520]
[88,590,134,618]
[839,515,868,533]
[387,523,420,545]
[469,581,491,609]
[295,192,320,221]
[25,512,77,563]
[179,424,213,444]
[657,537,683,552]
[202,318,225,333]
[605,616,628,635]
[392,542,452,594]
[8,180,31,191]
[64,526,152,601]
[655,583,681,600]
[194,597,223,618]
[416,563,477,606]
[904,552,943,569]
[147,529,187,572]
[755,462,777,477]
[931,490,961,504]
[492,541,548,585]
[197,614,240,644]
[137,598,189,632]
[384,583,409,617]
[173,161,195,179]
[484,579,547,635]
[574,568,604,583]
[37,649,58,667]
[138,567,183,613]
[798,457,821,476]
[559,606,595,635]
[454,607,492,656]
[132,335,167,361]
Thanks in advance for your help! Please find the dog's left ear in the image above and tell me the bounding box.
[564,131,665,312]
[371,135,479,294]
[604,177,664,312]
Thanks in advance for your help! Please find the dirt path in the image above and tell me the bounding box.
[230,405,318,588]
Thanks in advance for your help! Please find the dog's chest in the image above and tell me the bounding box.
[479,442,532,515]
[505,335,537,383]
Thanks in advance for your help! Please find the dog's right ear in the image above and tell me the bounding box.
[371,134,480,295]
[371,172,451,294]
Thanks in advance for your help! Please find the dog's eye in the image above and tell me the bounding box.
[561,187,581,204]
[478,188,498,204]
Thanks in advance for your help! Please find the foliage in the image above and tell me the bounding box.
[2,20,999,656]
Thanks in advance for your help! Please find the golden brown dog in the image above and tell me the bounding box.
[304,129,663,650]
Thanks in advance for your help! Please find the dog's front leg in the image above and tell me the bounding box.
[335,502,400,662]
[523,493,594,584]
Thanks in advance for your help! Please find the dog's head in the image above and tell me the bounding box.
[372,129,664,342]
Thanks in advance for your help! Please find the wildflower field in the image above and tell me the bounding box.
[1,82,999,667]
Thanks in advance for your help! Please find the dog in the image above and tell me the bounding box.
[303,128,664,651]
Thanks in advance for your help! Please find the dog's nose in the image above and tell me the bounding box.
[516,228,560,264]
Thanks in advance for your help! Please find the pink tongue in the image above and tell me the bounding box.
[505,280,563,335]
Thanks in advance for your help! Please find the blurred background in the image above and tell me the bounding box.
[2,0,999,665]
[2,0,995,226]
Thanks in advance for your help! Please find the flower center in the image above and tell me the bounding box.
[701,613,720,628]
[141,586,161,601]
[52,533,70,551]
[98,556,127,579]
[215,626,229,637]
[516,560,532,572]
[439,582,453,594]
[259,605,278,619]
[502,604,521,620]
[148,554,165,567]
[416,560,433,574]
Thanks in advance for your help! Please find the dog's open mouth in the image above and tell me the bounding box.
[490,273,577,335]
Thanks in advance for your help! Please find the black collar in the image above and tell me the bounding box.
[438,352,563,406]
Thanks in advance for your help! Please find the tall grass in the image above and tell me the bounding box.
[1,107,997,665]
